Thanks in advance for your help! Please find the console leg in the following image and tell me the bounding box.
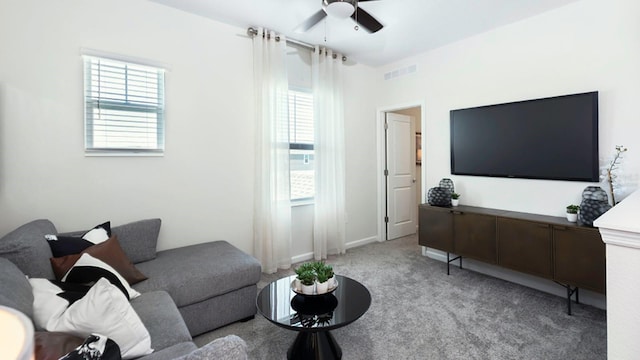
[567,285,572,316]
[446,252,462,275]
[564,285,579,316]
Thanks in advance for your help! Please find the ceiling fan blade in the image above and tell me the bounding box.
[351,7,383,33]
[295,10,327,32]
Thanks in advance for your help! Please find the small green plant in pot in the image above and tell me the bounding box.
[315,265,333,294]
[296,270,316,295]
[566,204,580,223]
[451,193,460,206]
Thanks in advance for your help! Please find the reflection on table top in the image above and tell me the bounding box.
[256,274,371,332]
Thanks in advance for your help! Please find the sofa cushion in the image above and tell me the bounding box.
[45,221,111,257]
[134,342,197,360]
[133,241,261,308]
[130,290,193,352]
[112,219,161,263]
[31,277,152,360]
[0,257,34,318]
[0,219,56,279]
[50,235,147,285]
[174,335,248,360]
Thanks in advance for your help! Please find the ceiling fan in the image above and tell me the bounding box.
[296,0,384,34]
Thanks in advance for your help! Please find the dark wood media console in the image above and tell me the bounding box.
[418,204,605,315]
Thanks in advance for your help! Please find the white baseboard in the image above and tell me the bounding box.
[291,252,315,264]
[422,247,607,310]
[346,236,379,250]
[291,236,380,264]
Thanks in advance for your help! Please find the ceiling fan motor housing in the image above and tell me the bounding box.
[323,0,357,18]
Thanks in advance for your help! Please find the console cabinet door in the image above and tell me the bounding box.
[497,218,553,279]
[553,226,606,293]
[453,212,497,263]
[418,206,454,252]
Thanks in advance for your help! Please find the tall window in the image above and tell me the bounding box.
[289,89,314,201]
[84,55,165,154]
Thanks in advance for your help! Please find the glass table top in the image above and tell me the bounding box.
[256,274,371,332]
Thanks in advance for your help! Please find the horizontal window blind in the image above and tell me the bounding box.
[289,89,314,201]
[289,90,313,148]
[84,56,165,153]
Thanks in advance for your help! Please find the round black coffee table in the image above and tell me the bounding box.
[256,274,371,360]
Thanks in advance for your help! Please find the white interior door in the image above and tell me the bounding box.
[386,113,416,240]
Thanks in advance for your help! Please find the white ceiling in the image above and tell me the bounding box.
[147,0,580,67]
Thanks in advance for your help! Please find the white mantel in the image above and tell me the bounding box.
[594,190,640,360]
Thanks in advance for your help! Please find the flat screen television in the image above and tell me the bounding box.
[450,91,599,182]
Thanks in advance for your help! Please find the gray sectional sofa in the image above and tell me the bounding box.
[0,218,262,359]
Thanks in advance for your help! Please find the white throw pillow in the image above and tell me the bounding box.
[42,278,153,359]
[62,253,141,300]
[30,278,73,330]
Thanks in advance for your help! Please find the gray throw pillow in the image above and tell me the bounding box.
[0,219,57,279]
[112,219,161,264]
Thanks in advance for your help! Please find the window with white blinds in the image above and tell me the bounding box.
[289,89,314,201]
[84,56,165,154]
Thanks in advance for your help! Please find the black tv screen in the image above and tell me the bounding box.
[450,91,599,182]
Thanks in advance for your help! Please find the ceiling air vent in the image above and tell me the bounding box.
[384,64,417,80]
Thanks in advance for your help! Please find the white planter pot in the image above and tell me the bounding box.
[566,212,578,222]
[328,276,336,288]
[452,199,459,206]
[301,283,315,295]
[316,281,329,294]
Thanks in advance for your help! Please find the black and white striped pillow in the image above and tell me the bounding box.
[61,253,140,300]
[45,221,111,258]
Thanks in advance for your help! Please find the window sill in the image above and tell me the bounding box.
[292,199,314,207]
[85,151,164,157]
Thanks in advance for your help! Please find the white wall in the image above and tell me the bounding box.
[343,63,380,245]
[376,0,640,216]
[0,0,381,259]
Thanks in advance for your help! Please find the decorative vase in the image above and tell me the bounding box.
[316,281,329,294]
[301,283,315,295]
[578,186,612,227]
[427,187,452,207]
[451,199,459,207]
[566,213,578,222]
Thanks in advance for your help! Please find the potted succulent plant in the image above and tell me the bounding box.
[566,204,580,222]
[314,263,332,294]
[296,269,316,295]
[295,263,317,294]
[451,193,460,206]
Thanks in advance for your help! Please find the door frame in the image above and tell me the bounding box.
[376,101,426,242]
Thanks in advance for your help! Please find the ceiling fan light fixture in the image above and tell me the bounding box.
[324,0,356,19]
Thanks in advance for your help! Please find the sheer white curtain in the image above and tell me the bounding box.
[252,28,292,274]
[312,46,346,259]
